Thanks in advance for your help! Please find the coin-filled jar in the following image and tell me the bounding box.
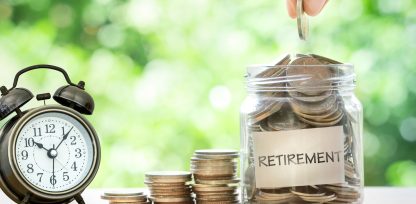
[240,54,363,203]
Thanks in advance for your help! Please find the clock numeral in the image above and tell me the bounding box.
[71,162,77,171]
[70,136,77,145]
[45,124,55,133]
[27,164,34,173]
[33,128,41,137]
[21,150,28,160]
[37,173,43,182]
[50,175,57,185]
[24,138,35,147]
[75,148,82,158]
[63,172,69,181]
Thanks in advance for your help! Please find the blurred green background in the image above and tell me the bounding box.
[0,0,415,187]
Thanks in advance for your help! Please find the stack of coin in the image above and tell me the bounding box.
[190,149,240,204]
[144,171,194,203]
[245,54,362,203]
[101,190,149,204]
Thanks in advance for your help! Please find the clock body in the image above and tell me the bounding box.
[0,105,100,203]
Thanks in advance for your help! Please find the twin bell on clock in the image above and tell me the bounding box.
[0,65,101,204]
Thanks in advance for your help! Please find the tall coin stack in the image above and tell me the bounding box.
[191,149,240,204]
[101,191,150,204]
[144,171,194,203]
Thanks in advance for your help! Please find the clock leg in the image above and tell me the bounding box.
[74,194,86,204]
[18,194,31,204]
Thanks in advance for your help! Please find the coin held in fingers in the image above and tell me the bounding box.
[297,0,309,40]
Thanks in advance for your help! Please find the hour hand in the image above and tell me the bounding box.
[34,141,49,151]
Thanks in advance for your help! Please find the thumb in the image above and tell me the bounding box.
[304,0,328,16]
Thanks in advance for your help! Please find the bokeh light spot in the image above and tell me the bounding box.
[98,24,125,48]
[399,117,416,142]
[50,4,74,28]
[209,86,231,110]
[364,131,380,158]
[386,160,416,186]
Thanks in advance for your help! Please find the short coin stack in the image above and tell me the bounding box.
[144,171,194,204]
[190,149,240,204]
[101,191,149,204]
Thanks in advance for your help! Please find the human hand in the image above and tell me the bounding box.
[286,0,328,18]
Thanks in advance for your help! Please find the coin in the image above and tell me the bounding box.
[287,56,333,96]
[101,190,149,204]
[288,89,333,102]
[290,95,337,115]
[145,171,192,183]
[266,105,309,131]
[248,100,284,125]
[104,191,144,197]
[296,0,309,40]
[255,188,295,202]
[193,153,239,160]
[148,196,193,203]
[196,178,240,185]
[310,54,342,65]
[195,149,238,155]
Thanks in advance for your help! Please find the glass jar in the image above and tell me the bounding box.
[240,55,363,204]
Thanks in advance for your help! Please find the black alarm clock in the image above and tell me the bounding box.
[0,65,101,204]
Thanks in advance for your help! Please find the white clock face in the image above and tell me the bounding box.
[14,111,95,193]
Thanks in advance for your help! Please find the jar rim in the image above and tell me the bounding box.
[246,63,354,73]
[245,63,356,93]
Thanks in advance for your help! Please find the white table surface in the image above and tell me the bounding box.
[1,187,415,203]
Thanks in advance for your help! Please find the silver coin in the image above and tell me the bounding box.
[289,95,337,115]
[193,153,239,160]
[101,195,148,202]
[194,149,239,155]
[310,54,342,64]
[296,0,309,40]
[104,190,144,197]
[287,56,333,96]
[248,101,284,125]
[196,178,240,185]
[145,171,191,178]
[266,107,309,131]
[288,89,333,102]
[148,196,193,202]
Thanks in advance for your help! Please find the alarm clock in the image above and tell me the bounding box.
[0,65,101,204]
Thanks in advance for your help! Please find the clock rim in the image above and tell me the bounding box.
[8,105,101,200]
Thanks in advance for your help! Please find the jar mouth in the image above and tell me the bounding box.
[246,64,355,93]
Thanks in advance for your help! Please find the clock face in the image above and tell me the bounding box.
[14,111,95,193]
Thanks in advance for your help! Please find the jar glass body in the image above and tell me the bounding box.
[240,64,363,204]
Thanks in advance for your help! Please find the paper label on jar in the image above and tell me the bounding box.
[253,126,345,188]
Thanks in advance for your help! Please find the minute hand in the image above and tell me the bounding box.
[56,126,73,150]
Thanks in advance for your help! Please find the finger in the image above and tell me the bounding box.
[286,0,297,19]
[304,0,328,16]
